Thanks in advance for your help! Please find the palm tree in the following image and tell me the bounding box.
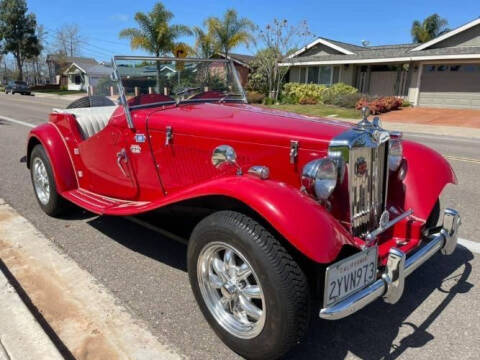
[192,26,217,58]
[411,14,450,43]
[119,2,191,89]
[205,9,255,59]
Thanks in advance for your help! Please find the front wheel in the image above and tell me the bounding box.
[30,144,69,216]
[188,211,310,360]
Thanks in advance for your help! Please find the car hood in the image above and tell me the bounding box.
[147,103,353,150]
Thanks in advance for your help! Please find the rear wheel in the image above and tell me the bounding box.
[30,144,69,216]
[188,211,310,360]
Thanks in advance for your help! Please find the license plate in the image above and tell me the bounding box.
[324,246,378,308]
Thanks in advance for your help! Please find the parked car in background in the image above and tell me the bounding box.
[5,80,31,95]
[26,56,461,360]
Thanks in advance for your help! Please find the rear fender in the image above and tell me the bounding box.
[27,123,77,193]
[158,176,356,263]
[394,140,456,221]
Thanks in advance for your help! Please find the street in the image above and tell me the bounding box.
[0,92,479,359]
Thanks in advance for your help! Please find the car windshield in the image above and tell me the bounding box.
[15,81,27,86]
[113,57,246,109]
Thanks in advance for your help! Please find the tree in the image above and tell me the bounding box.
[205,9,255,58]
[0,0,40,80]
[253,19,313,100]
[55,24,81,56]
[192,26,216,58]
[411,14,450,43]
[119,2,191,57]
[119,2,191,91]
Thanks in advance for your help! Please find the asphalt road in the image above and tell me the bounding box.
[0,92,479,359]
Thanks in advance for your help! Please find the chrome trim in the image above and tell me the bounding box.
[248,166,270,180]
[319,208,461,320]
[329,124,390,236]
[289,140,299,164]
[111,58,134,129]
[197,241,266,339]
[212,145,237,167]
[365,208,413,246]
[165,126,173,146]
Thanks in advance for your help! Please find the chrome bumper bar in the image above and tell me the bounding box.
[319,208,461,320]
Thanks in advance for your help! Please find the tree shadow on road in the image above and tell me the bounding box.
[283,247,474,360]
[86,212,190,272]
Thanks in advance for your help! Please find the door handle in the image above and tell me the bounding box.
[116,149,129,177]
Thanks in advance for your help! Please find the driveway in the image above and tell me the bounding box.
[380,107,480,128]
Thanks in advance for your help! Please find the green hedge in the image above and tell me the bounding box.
[282,82,359,107]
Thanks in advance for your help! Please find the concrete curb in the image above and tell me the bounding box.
[0,199,183,360]
[0,265,63,360]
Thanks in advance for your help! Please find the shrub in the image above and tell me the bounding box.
[298,96,318,105]
[402,100,411,107]
[329,93,363,108]
[355,96,404,114]
[246,91,265,104]
[283,82,359,106]
[263,97,275,105]
[283,82,327,104]
[322,83,358,105]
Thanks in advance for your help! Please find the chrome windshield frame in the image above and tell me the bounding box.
[111,56,247,129]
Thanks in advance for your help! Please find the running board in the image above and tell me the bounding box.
[62,189,150,215]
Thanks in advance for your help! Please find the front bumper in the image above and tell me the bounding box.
[319,208,461,320]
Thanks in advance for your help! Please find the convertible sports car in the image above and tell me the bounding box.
[26,56,461,359]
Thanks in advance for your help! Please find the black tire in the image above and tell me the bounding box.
[188,211,310,360]
[30,144,69,217]
[66,95,115,109]
[426,199,441,229]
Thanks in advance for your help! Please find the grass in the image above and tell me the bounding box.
[33,89,86,95]
[261,103,362,120]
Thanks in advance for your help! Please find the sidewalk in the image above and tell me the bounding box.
[0,266,63,360]
[32,92,84,102]
[333,117,480,139]
[0,199,182,360]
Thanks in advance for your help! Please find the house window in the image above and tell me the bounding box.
[425,65,435,72]
[300,67,307,83]
[307,67,319,83]
[319,66,332,85]
[450,65,461,72]
[436,65,447,72]
[74,75,82,84]
[332,66,340,83]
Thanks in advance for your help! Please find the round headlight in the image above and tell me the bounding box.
[389,139,403,171]
[302,158,338,200]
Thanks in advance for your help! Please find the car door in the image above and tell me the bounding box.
[77,109,139,200]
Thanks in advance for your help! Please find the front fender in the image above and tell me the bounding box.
[396,140,456,221]
[154,176,356,264]
[27,123,77,193]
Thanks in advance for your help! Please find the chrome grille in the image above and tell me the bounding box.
[349,142,389,236]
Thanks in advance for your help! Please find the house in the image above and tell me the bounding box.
[46,54,99,86]
[63,61,112,91]
[212,53,254,86]
[280,18,480,109]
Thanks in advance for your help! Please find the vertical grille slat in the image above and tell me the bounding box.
[349,141,389,236]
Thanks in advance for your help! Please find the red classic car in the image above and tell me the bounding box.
[26,56,461,359]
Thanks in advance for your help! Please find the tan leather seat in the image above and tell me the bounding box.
[54,106,117,139]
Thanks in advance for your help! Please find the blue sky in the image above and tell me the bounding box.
[27,0,480,61]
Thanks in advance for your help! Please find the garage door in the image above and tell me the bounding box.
[418,63,480,109]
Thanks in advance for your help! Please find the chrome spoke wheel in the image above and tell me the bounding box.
[32,157,50,205]
[197,241,266,339]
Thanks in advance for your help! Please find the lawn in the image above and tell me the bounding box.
[33,89,86,96]
[261,103,362,120]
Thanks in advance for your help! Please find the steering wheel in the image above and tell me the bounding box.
[174,87,201,96]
